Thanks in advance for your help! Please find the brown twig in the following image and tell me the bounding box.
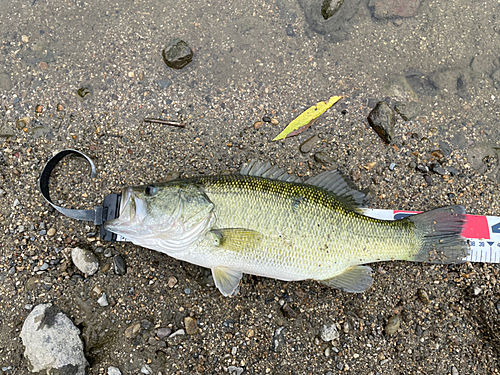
[143,118,186,128]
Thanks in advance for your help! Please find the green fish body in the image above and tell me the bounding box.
[104,161,468,296]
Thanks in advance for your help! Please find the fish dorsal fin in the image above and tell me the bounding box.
[320,265,373,293]
[306,170,366,210]
[240,160,302,183]
[212,266,242,296]
[210,228,262,252]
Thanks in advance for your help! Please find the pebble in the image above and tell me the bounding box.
[103,247,113,258]
[47,228,56,236]
[141,364,152,374]
[168,276,177,288]
[385,315,400,335]
[320,323,340,342]
[162,39,193,69]
[367,101,395,144]
[228,366,244,375]
[451,366,459,375]
[108,366,122,375]
[271,327,286,352]
[113,254,126,275]
[417,289,430,304]
[314,151,336,167]
[184,316,198,335]
[281,303,298,319]
[389,162,396,171]
[71,247,99,276]
[97,293,108,307]
[156,327,172,339]
[20,304,88,375]
[39,262,49,271]
[299,134,320,154]
[124,322,141,339]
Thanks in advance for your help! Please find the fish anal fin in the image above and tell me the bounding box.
[210,228,262,252]
[320,265,373,293]
[212,266,242,297]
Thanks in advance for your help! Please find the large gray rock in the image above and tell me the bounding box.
[20,303,88,374]
[72,247,99,275]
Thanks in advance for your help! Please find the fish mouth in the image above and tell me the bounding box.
[104,187,148,235]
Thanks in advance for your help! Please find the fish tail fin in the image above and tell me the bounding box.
[406,205,469,264]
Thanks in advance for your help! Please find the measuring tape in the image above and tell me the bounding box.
[364,209,500,264]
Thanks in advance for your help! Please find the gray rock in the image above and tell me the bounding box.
[141,364,152,374]
[228,366,244,375]
[0,72,13,91]
[314,151,336,167]
[108,366,122,375]
[467,142,500,183]
[271,327,286,352]
[394,101,419,121]
[20,304,88,375]
[385,315,400,335]
[367,101,395,144]
[299,134,319,154]
[320,323,340,342]
[71,247,99,275]
[471,53,499,76]
[113,254,126,275]
[157,78,172,89]
[156,327,172,339]
[97,293,108,307]
[162,39,193,69]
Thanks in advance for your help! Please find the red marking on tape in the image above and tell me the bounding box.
[463,214,490,239]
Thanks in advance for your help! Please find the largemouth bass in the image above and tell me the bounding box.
[104,161,468,296]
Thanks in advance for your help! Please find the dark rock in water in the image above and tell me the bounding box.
[393,101,419,121]
[0,72,13,91]
[405,69,438,96]
[157,78,172,89]
[367,101,395,144]
[77,86,92,98]
[299,134,320,153]
[297,0,363,42]
[369,0,421,19]
[20,304,88,374]
[322,0,344,20]
[162,39,193,69]
[314,151,336,167]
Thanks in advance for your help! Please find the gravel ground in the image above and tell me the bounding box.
[1,0,500,374]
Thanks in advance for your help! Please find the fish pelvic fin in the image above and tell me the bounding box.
[320,265,373,293]
[406,205,469,264]
[212,266,242,297]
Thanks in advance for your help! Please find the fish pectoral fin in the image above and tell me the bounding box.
[320,265,373,293]
[212,266,243,297]
[210,228,262,252]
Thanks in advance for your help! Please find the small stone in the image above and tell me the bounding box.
[124,322,141,339]
[162,39,193,69]
[77,87,91,98]
[156,327,172,339]
[228,366,244,375]
[103,247,113,258]
[39,262,49,271]
[57,103,65,111]
[272,327,286,352]
[47,228,56,236]
[281,303,298,319]
[314,151,336,167]
[417,288,430,304]
[39,62,48,70]
[168,276,177,288]
[253,121,265,129]
[367,101,395,144]
[320,323,339,342]
[389,162,396,171]
[71,247,99,276]
[157,78,172,89]
[246,329,255,337]
[184,316,198,335]
[108,366,122,375]
[22,35,30,43]
[113,254,126,275]
[299,134,320,154]
[97,293,108,307]
[128,71,135,78]
[451,365,459,375]
[394,101,419,121]
[380,359,390,365]
[271,117,279,125]
[385,315,400,335]
[141,364,152,374]
[262,115,271,122]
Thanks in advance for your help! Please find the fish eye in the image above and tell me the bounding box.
[145,184,158,196]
